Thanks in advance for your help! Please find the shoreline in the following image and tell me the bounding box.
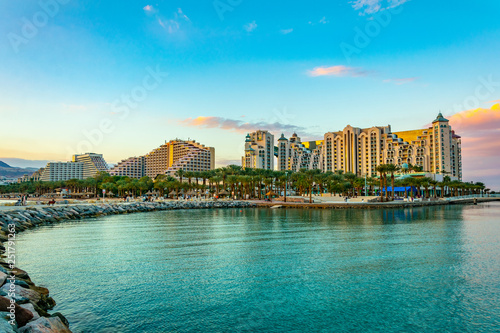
[252,196,500,209]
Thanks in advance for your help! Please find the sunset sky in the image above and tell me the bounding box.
[1,0,499,189]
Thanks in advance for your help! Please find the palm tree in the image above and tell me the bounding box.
[175,169,185,183]
[184,171,194,185]
[385,164,400,200]
[397,178,410,199]
[420,177,432,199]
[429,179,438,198]
[375,164,387,202]
[344,172,357,197]
[210,176,222,196]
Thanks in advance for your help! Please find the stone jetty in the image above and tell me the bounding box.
[0,200,256,332]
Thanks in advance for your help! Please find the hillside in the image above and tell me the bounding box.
[0,160,38,178]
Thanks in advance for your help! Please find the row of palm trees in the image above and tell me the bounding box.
[3,164,490,202]
[168,165,489,203]
[373,163,489,202]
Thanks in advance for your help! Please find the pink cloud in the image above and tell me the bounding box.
[308,65,370,77]
[449,103,500,190]
[449,103,500,133]
[143,5,155,12]
[178,116,319,138]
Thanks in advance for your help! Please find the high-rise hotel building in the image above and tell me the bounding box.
[243,113,462,180]
[108,139,215,179]
[322,113,461,179]
[277,133,323,172]
[38,153,108,182]
[145,139,215,178]
[72,153,109,179]
[242,130,274,170]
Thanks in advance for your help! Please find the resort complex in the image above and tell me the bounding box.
[110,139,215,179]
[29,153,109,182]
[244,113,462,180]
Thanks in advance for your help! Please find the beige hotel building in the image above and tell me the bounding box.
[242,130,275,170]
[109,139,215,179]
[244,113,462,180]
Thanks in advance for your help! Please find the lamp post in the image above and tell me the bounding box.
[365,173,367,197]
[284,172,288,202]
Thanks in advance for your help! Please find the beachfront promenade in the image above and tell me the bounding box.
[1,194,498,212]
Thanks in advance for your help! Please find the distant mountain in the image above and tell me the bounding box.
[0,163,38,178]
[0,158,50,169]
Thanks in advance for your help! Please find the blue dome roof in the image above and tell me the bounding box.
[432,112,449,123]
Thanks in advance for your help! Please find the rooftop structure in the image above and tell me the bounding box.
[242,130,274,170]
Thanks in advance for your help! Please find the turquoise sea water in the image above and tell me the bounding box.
[15,203,500,332]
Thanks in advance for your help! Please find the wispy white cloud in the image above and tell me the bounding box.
[145,6,191,35]
[158,18,181,34]
[351,0,409,15]
[244,21,257,32]
[280,28,293,35]
[383,77,418,85]
[308,65,371,77]
[308,17,329,25]
[177,8,191,22]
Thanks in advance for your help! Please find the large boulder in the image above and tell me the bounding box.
[0,271,7,286]
[19,316,71,333]
[0,284,41,304]
[20,303,40,321]
[0,311,16,333]
[0,295,34,327]
[11,267,31,280]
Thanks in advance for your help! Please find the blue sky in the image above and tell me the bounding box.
[1,0,500,187]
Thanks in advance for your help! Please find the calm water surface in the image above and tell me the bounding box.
[16,203,500,332]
